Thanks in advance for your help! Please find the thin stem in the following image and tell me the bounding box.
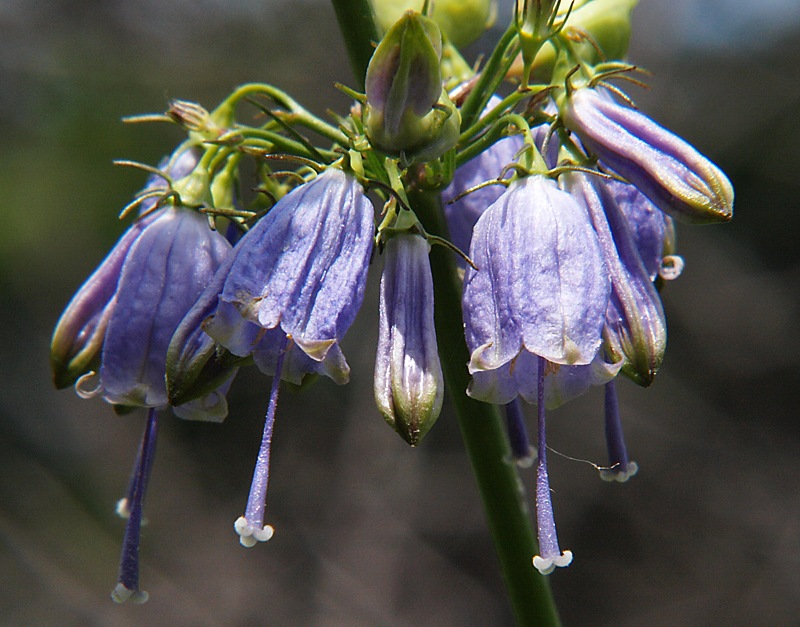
[411,189,561,627]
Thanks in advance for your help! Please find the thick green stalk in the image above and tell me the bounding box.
[330,0,380,91]
[411,189,561,627]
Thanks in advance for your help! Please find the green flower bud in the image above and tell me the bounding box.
[521,0,638,82]
[371,0,495,48]
[364,11,461,162]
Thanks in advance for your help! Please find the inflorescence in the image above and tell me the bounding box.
[50,0,733,601]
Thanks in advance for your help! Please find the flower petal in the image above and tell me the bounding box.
[101,208,232,407]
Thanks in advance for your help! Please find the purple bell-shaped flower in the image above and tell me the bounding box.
[173,167,375,547]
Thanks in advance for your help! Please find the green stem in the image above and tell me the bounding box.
[411,189,561,627]
[330,0,380,90]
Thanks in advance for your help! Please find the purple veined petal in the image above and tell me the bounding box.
[213,168,374,374]
[467,360,523,405]
[165,251,241,409]
[374,234,443,445]
[562,88,734,224]
[605,178,667,281]
[463,175,610,371]
[514,349,622,408]
[101,207,232,408]
[565,172,667,385]
[51,211,160,389]
[468,349,620,407]
[443,133,524,257]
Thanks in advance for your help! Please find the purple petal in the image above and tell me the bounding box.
[51,212,159,389]
[443,134,523,256]
[468,349,620,407]
[205,168,374,384]
[563,88,734,224]
[565,173,667,385]
[605,179,666,281]
[463,175,610,371]
[101,208,232,407]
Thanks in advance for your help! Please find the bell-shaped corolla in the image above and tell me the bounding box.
[462,174,612,405]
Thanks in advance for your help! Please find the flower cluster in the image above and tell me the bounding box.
[50,0,734,605]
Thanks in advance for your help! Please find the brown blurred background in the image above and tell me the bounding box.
[1,1,798,625]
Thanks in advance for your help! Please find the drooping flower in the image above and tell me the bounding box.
[564,172,667,386]
[374,232,443,446]
[462,174,612,402]
[171,166,375,546]
[561,87,734,224]
[197,167,375,384]
[50,146,236,603]
[462,173,619,573]
[51,147,235,419]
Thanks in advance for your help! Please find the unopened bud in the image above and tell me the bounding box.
[364,12,460,162]
[562,88,734,224]
[374,233,443,445]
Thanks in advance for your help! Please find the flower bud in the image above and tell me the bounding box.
[364,12,460,162]
[520,0,638,82]
[561,87,734,224]
[371,0,495,48]
[374,233,443,445]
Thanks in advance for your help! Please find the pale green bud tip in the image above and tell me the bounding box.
[234,516,274,548]
[532,549,573,575]
[111,583,149,604]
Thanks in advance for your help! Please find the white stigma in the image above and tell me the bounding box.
[599,461,639,483]
[111,583,149,604]
[116,498,131,519]
[532,550,573,575]
[234,516,274,548]
[659,255,685,281]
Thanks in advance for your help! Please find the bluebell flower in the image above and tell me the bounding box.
[462,173,617,573]
[564,172,667,387]
[51,148,234,419]
[174,167,375,546]
[561,87,734,224]
[51,146,236,603]
[462,174,612,400]
[374,232,443,446]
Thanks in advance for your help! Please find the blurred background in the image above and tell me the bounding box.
[1,1,798,624]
